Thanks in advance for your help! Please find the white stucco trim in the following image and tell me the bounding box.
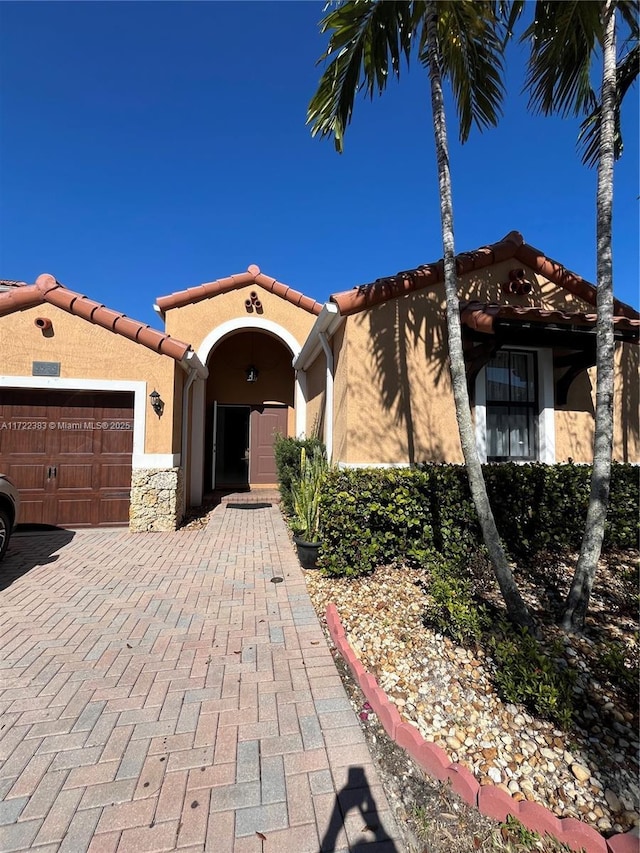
[197,317,302,364]
[295,371,307,437]
[132,453,180,469]
[193,318,304,502]
[474,346,555,464]
[338,461,412,469]
[189,378,206,505]
[293,303,343,371]
[319,332,334,462]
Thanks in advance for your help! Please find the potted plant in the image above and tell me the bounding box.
[290,446,326,569]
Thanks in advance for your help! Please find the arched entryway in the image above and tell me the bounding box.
[204,329,295,491]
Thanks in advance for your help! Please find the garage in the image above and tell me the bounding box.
[0,388,134,526]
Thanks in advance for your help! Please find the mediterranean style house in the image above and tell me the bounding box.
[1,231,638,531]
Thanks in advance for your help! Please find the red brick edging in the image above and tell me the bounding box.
[325,604,639,853]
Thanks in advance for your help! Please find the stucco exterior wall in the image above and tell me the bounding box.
[0,304,179,455]
[332,322,349,463]
[613,343,639,463]
[163,286,316,357]
[554,343,639,464]
[332,270,637,467]
[206,332,294,408]
[457,259,595,312]
[304,351,326,442]
[340,291,462,465]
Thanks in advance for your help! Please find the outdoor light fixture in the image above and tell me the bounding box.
[245,365,259,383]
[149,389,164,416]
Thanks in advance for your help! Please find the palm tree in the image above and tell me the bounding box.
[308,1,535,630]
[515,0,638,632]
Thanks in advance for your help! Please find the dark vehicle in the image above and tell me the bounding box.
[0,474,20,560]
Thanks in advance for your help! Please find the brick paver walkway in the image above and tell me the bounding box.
[0,500,403,852]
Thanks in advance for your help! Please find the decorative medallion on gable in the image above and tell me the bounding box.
[502,268,533,296]
[245,291,263,314]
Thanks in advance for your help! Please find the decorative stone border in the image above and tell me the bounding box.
[325,603,639,853]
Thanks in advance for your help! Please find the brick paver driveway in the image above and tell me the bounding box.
[0,501,402,852]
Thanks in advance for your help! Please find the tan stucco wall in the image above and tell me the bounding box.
[206,332,294,408]
[554,343,639,463]
[331,269,638,466]
[0,304,179,454]
[457,260,595,312]
[614,343,640,462]
[332,322,349,463]
[304,350,326,442]
[163,286,317,357]
[340,291,462,465]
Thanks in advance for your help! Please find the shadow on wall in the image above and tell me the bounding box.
[320,765,399,852]
[0,527,76,591]
[365,294,449,466]
[619,344,639,462]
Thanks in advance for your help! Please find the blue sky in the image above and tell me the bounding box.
[1,1,638,328]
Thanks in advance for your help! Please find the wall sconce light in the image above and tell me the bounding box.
[245,365,259,383]
[149,389,164,417]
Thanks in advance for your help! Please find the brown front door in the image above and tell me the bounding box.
[249,405,288,485]
[0,389,134,526]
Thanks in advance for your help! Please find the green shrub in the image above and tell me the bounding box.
[273,434,325,514]
[422,557,489,645]
[489,625,576,728]
[594,637,639,702]
[317,463,638,577]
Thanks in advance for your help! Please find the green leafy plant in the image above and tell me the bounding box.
[273,434,325,514]
[500,815,541,847]
[316,463,638,577]
[595,637,639,701]
[489,625,576,728]
[422,557,489,645]
[290,446,327,542]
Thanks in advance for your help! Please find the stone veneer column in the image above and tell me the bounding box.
[129,468,183,532]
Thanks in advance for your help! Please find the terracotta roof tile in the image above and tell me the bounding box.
[0,274,192,362]
[460,301,639,339]
[330,231,639,320]
[155,265,322,316]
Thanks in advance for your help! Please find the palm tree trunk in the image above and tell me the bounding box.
[424,3,534,631]
[561,1,617,633]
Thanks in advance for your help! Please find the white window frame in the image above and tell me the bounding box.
[475,347,555,464]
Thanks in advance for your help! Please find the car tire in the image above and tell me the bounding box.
[0,508,11,561]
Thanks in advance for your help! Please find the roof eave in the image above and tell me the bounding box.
[293,303,344,371]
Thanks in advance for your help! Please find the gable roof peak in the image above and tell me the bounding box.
[0,273,194,363]
[501,230,524,247]
[155,267,322,316]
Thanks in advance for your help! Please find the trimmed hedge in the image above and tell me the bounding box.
[317,462,638,576]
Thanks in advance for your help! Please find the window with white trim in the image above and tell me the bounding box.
[485,350,538,462]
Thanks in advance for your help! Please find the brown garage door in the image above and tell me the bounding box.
[0,389,134,526]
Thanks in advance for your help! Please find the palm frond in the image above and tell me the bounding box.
[522,0,602,117]
[422,1,507,142]
[616,0,640,36]
[578,41,639,166]
[307,0,414,152]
